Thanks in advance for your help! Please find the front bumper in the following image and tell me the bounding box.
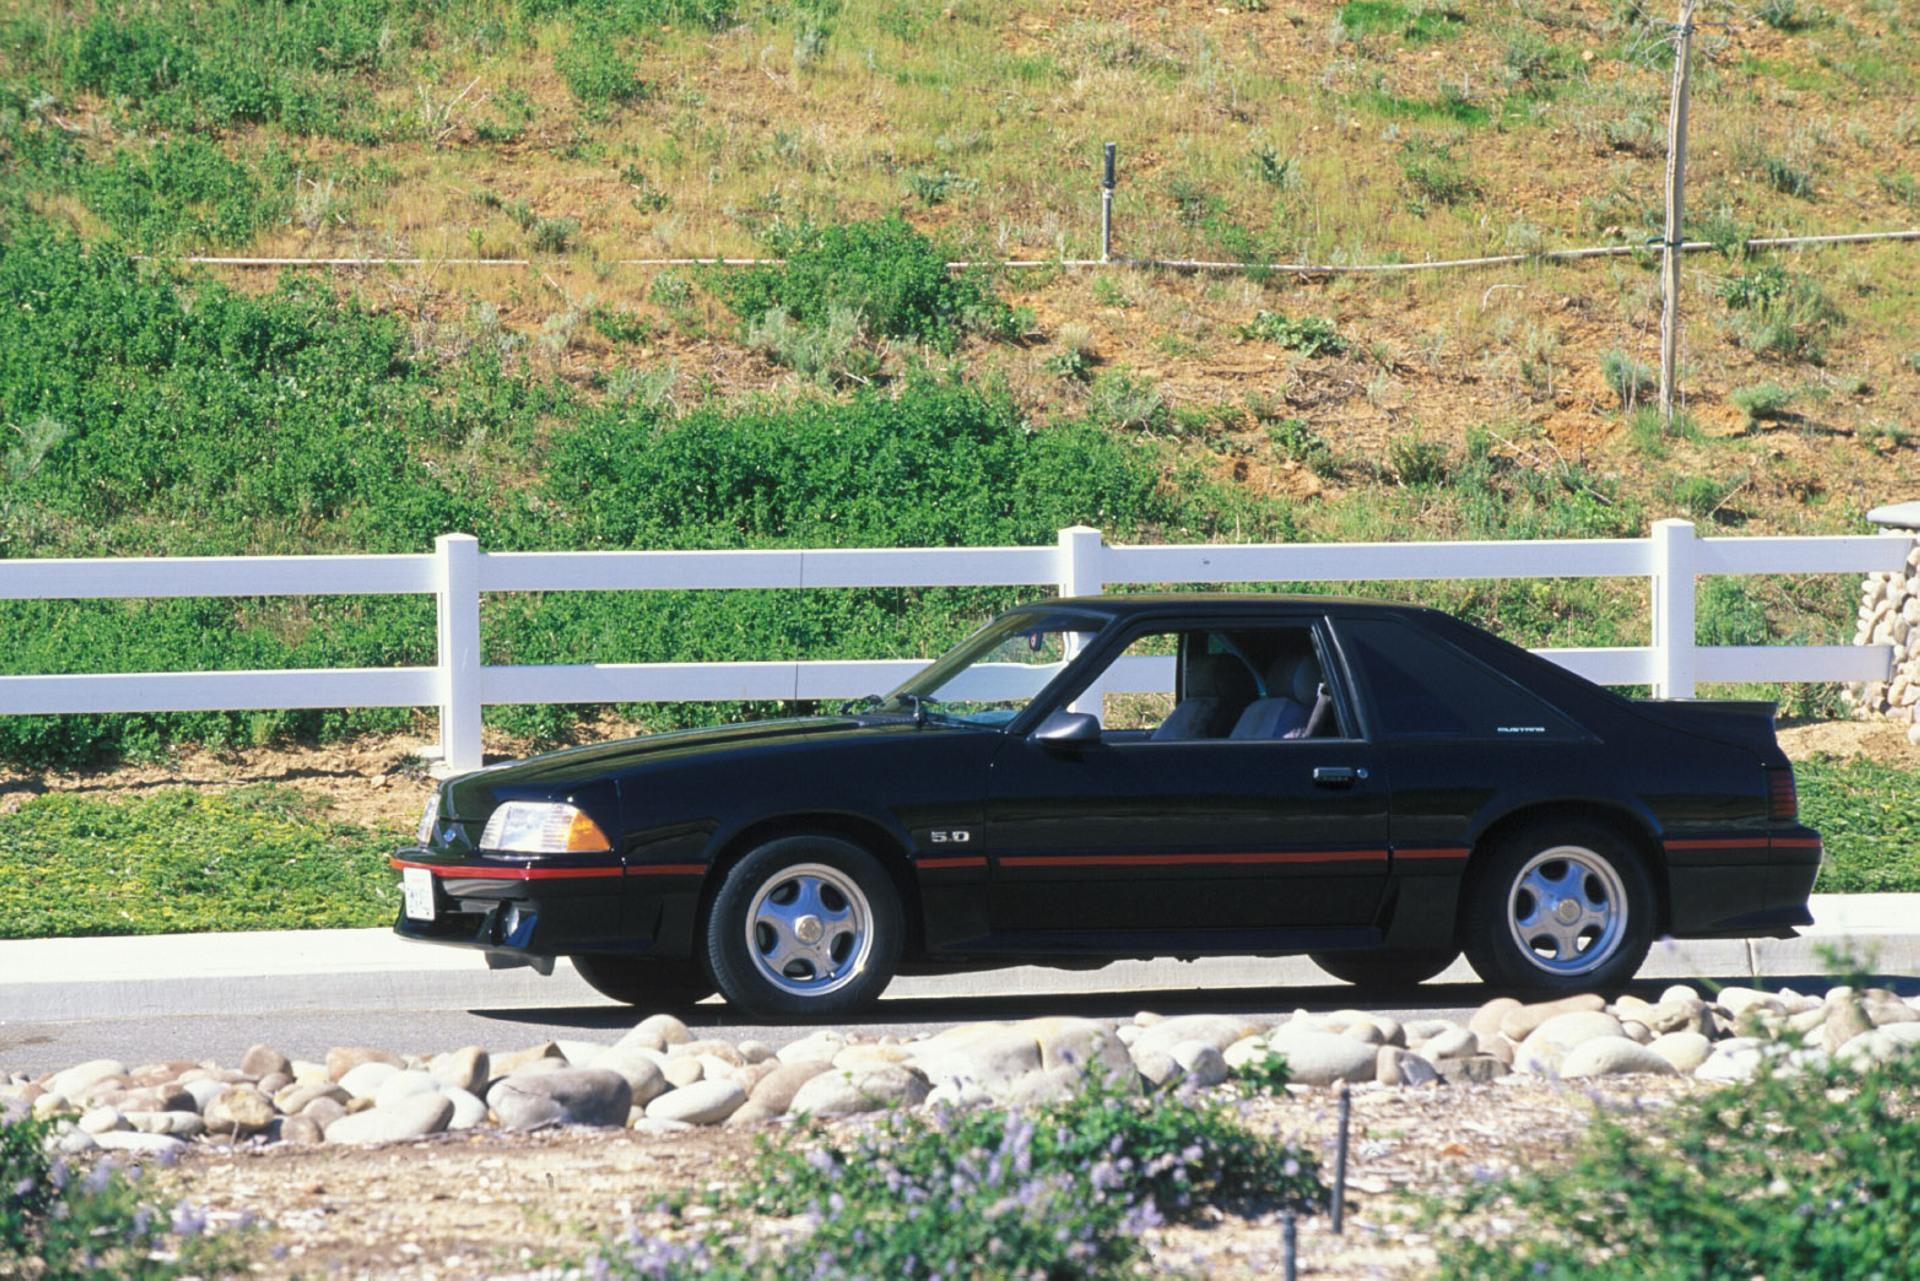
[388,847,696,961]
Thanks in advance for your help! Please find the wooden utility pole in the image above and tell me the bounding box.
[1659,0,1698,425]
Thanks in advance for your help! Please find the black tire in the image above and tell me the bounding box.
[1460,818,1656,995]
[702,834,903,1020]
[571,955,715,1009]
[1309,948,1460,988]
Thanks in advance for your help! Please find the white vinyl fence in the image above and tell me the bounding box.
[0,519,1908,773]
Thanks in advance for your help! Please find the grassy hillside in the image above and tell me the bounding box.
[0,0,1915,766]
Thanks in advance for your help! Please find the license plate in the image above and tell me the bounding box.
[403,867,437,921]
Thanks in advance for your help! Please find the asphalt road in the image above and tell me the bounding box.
[8,972,1911,1078]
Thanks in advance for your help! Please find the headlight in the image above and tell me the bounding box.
[479,801,613,855]
[416,792,441,846]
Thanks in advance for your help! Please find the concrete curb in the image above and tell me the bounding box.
[3,895,1915,1024]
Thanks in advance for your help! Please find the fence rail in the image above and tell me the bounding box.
[0,520,1908,773]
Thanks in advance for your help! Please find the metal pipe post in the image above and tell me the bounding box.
[1331,1080,1351,1234]
[1282,1209,1299,1281]
[1100,143,1115,263]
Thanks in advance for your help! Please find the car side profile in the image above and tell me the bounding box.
[390,595,1822,1018]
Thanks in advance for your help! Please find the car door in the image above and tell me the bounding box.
[983,616,1391,938]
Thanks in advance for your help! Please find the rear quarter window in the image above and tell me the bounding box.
[1335,616,1583,740]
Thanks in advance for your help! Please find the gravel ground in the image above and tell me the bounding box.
[142,1074,1685,1280]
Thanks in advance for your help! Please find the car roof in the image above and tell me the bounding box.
[1039,593,1440,620]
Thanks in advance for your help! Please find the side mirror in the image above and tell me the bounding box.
[1031,710,1102,749]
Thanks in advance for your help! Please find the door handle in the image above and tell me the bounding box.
[1312,766,1366,788]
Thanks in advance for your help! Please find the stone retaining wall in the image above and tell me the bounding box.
[1845,522,1920,745]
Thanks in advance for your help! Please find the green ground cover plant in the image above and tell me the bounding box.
[586,1076,1321,1278]
[1800,755,1920,893]
[2,1110,245,1276]
[1429,998,1920,1278]
[0,787,397,939]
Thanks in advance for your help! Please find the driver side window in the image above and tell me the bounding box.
[1091,625,1342,742]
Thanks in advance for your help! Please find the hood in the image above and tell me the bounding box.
[440,716,867,818]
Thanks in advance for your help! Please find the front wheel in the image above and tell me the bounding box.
[1460,820,1655,994]
[703,835,903,1020]
[1310,948,1459,988]
[571,955,714,1009]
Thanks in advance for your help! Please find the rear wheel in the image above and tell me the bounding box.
[570,955,714,1009]
[1460,819,1655,994]
[1309,948,1459,988]
[703,835,903,1019]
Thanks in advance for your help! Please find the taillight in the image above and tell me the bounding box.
[1767,766,1798,823]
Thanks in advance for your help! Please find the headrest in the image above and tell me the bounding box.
[1287,654,1323,705]
[1184,654,1238,700]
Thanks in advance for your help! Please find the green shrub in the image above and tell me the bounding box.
[900,168,979,207]
[529,215,580,252]
[1398,136,1480,208]
[76,139,295,252]
[518,0,737,30]
[589,305,654,345]
[588,1075,1322,1278]
[2,1111,246,1275]
[1086,369,1167,431]
[1719,265,1841,363]
[742,304,879,385]
[1389,434,1450,486]
[1659,470,1744,522]
[1756,0,1818,31]
[1266,417,1336,475]
[1232,1051,1293,1097]
[1431,1035,1920,1278]
[1239,312,1349,356]
[719,215,1014,349]
[556,24,646,112]
[1759,152,1817,198]
[1801,757,1920,892]
[1601,348,1654,408]
[1730,380,1794,425]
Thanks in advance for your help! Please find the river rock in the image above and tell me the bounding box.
[590,1050,669,1106]
[1170,1041,1228,1089]
[1560,1036,1679,1079]
[240,1045,292,1080]
[1435,1055,1511,1084]
[1824,999,1875,1055]
[1500,994,1607,1043]
[494,1042,566,1076]
[275,1081,348,1114]
[123,1110,205,1138]
[746,1061,833,1116]
[1468,998,1522,1043]
[1646,997,1711,1036]
[776,1031,847,1065]
[662,1058,704,1089]
[79,1106,125,1134]
[280,1115,324,1145]
[326,1047,403,1082]
[1715,987,1782,1019]
[1515,1011,1624,1075]
[428,1047,490,1095]
[92,1130,186,1156]
[490,1068,633,1130]
[324,1092,454,1144]
[629,1013,691,1047]
[205,1086,277,1137]
[1131,1014,1264,1060]
[790,1065,930,1117]
[301,1097,349,1130]
[373,1071,442,1109]
[1416,1026,1478,1062]
[1648,1031,1713,1073]
[737,1040,775,1064]
[339,1062,401,1101]
[443,1087,488,1130]
[645,1079,747,1125]
[833,1044,913,1072]
[50,1060,126,1101]
[1263,1028,1378,1086]
[1868,999,1919,1027]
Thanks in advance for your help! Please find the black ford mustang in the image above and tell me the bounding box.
[392,595,1821,1018]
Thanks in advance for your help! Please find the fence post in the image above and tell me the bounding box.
[1059,526,1106,716]
[1650,518,1697,699]
[1658,0,1698,425]
[435,533,484,773]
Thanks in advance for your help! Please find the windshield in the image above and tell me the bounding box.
[881,610,1107,727]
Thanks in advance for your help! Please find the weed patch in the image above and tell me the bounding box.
[1239,313,1349,357]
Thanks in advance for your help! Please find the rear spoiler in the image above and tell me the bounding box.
[1630,698,1783,760]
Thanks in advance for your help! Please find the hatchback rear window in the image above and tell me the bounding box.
[1335,617,1582,740]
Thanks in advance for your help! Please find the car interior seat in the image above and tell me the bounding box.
[1151,652,1256,741]
[1228,653,1333,740]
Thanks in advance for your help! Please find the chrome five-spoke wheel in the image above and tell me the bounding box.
[1506,845,1628,977]
[1462,820,1655,994]
[745,862,873,997]
[705,835,903,1018]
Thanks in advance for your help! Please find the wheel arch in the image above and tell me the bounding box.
[1462,799,1671,936]
[697,811,925,956]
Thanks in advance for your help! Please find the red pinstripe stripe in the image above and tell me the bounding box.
[389,860,629,883]
[998,850,1387,869]
[1663,838,1767,851]
[1394,846,1469,860]
[917,857,988,870]
[1771,837,1822,849]
[628,863,707,876]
